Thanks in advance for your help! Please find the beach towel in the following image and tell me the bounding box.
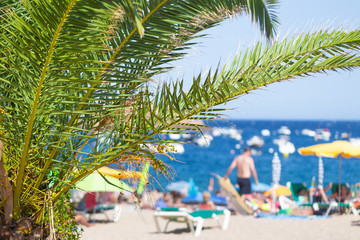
[254,212,328,220]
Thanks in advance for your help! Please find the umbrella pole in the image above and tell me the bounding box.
[338,156,342,202]
[272,184,277,212]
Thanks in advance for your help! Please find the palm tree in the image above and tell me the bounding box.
[0,0,360,238]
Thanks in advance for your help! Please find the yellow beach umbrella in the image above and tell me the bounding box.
[298,140,360,158]
[264,185,291,197]
[98,166,142,179]
[298,140,360,199]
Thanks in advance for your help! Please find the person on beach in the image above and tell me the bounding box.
[224,147,259,198]
[333,184,351,203]
[309,182,332,203]
[199,191,216,210]
[75,214,96,227]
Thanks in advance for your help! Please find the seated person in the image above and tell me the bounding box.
[246,192,271,212]
[278,189,314,216]
[333,184,351,203]
[85,192,97,212]
[154,193,173,209]
[170,191,186,208]
[309,182,332,203]
[280,188,310,209]
[199,191,216,210]
[296,188,309,204]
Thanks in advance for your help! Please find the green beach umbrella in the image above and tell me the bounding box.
[75,171,133,192]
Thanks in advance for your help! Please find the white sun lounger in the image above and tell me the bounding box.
[154,208,230,237]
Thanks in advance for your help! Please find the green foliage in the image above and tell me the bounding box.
[0,0,359,236]
[41,190,81,239]
[52,191,82,240]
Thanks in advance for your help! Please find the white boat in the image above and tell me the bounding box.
[314,128,331,141]
[211,128,222,137]
[193,133,213,147]
[278,126,291,135]
[246,136,264,148]
[219,128,242,140]
[301,129,316,137]
[193,137,209,147]
[261,129,271,137]
[278,141,295,155]
[273,136,295,156]
[273,135,290,145]
[169,134,181,140]
[341,132,351,139]
[171,143,185,154]
[350,138,360,146]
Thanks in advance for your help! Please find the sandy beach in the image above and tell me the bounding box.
[81,207,360,240]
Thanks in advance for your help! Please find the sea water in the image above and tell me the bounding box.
[152,120,360,192]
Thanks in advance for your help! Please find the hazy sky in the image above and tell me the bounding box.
[162,0,360,120]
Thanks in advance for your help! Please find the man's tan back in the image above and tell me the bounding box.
[224,147,258,187]
[235,154,252,178]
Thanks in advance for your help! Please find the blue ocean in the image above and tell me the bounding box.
[152,120,360,192]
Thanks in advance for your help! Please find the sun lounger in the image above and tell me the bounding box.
[326,183,358,216]
[153,208,230,237]
[287,182,358,216]
[87,204,122,222]
[288,182,307,202]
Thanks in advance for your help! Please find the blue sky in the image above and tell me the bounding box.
[162,0,360,120]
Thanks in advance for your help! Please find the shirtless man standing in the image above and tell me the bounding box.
[224,147,259,196]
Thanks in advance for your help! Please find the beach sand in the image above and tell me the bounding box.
[81,207,360,240]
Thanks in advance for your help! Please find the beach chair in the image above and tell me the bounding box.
[284,182,331,215]
[288,182,307,202]
[287,182,357,216]
[84,193,122,222]
[153,208,230,237]
[324,183,358,216]
[86,204,122,222]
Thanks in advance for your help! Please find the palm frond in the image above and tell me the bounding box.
[93,28,360,174]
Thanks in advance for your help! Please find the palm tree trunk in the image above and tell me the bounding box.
[0,140,13,224]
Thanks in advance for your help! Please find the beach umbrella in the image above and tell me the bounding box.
[268,153,284,209]
[272,152,281,186]
[181,192,227,206]
[270,152,281,211]
[75,171,133,192]
[251,182,272,192]
[298,140,360,200]
[264,185,291,197]
[188,178,199,196]
[97,166,142,179]
[166,180,189,192]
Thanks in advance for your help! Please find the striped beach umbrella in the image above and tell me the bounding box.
[272,152,281,186]
[271,152,281,211]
